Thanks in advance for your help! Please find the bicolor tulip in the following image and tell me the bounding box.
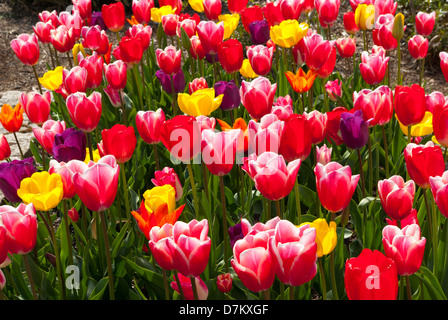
[353,85,393,126]
[136,108,166,145]
[360,49,389,85]
[280,0,302,20]
[126,25,152,52]
[176,18,197,38]
[58,10,83,40]
[404,141,445,189]
[440,52,448,83]
[433,101,448,147]
[132,0,154,24]
[316,145,332,166]
[279,114,312,162]
[17,171,64,212]
[284,68,317,94]
[151,166,183,202]
[378,175,416,221]
[248,114,283,155]
[161,14,179,37]
[19,91,51,125]
[81,25,106,52]
[177,88,223,117]
[104,59,127,91]
[302,33,334,71]
[408,35,428,60]
[33,21,55,44]
[203,0,222,21]
[48,159,78,200]
[335,37,356,58]
[78,52,103,90]
[148,223,175,270]
[50,25,76,53]
[314,162,360,212]
[155,45,182,76]
[0,135,11,161]
[271,95,293,120]
[101,124,137,164]
[325,79,342,102]
[33,119,66,155]
[240,216,280,237]
[375,0,398,15]
[315,0,340,28]
[217,273,232,294]
[304,110,328,145]
[10,33,40,65]
[394,84,426,127]
[0,158,36,203]
[0,103,23,133]
[270,19,308,48]
[189,35,205,60]
[339,110,369,150]
[316,45,337,79]
[217,39,244,74]
[171,273,209,300]
[415,11,436,37]
[66,92,102,133]
[240,76,277,120]
[246,45,273,76]
[63,66,87,94]
[425,91,445,114]
[102,2,125,32]
[344,249,398,300]
[382,224,426,276]
[196,21,224,55]
[429,170,448,218]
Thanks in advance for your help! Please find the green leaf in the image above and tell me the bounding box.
[415,267,447,300]
[89,277,109,300]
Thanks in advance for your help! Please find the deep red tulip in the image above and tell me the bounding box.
[262,1,284,27]
[343,11,359,34]
[279,114,312,162]
[394,84,426,127]
[10,34,40,66]
[378,175,416,221]
[102,2,125,32]
[227,0,248,14]
[217,39,244,74]
[101,124,137,164]
[119,36,144,65]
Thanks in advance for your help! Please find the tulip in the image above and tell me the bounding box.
[340,110,369,150]
[217,273,232,294]
[279,114,312,162]
[125,25,152,51]
[118,36,144,65]
[177,18,197,38]
[302,33,334,71]
[81,25,106,52]
[408,35,428,60]
[353,85,393,126]
[343,11,359,34]
[196,21,224,55]
[135,108,166,146]
[344,248,398,300]
[386,208,419,228]
[240,77,277,120]
[429,170,448,219]
[150,6,177,23]
[10,33,40,66]
[189,36,205,60]
[228,222,244,250]
[316,46,337,79]
[227,0,248,13]
[203,0,222,20]
[241,6,263,33]
[0,103,23,133]
[17,171,64,212]
[325,79,342,102]
[48,159,78,200]
[378,175,416,221]
[302,218,337,257]
[78,53,103,90]
[392,13,405,41]
[240,216,281,237]
[398,111,433,137]
[433,101,448,147]
[0,135,10,161]
[102,2,125,32]
[280,0,302,20]
[394,84,426,127]
[335,37,356,58]
[132,0,154,24]
[63,66,88,94]
[156,45,182,75]
[246,45,273,76]
[0,203,37,255]
[0,158,36,203]
[103,85,124,108]
[159,0,183,14]
[359,49,390,85]
[71,155,120,212]
[316,145,332,165]
[270,19,308,48]
[272,95,293,119]
[415,11,436,37]
[218,13,239,40]
[165,219,211,277]
[148,223,175,270]
[151,167,183,201]
[90,11,106,30]
[104,60,127,91]
[213,80,240,111]
[262,1,284,27]
[375,0,398,15]
[19,91,52,126]
[426,91,445,114]
[315,0,340,28]
[325,106,348,145]
[52,128,87,163]
[375,14,398,51]
[239,59,259,78]
[161,14,179,37]
[441,52,448,83]
[39,10,59,27]
[68,207,79,222]
[315,162,360,212]
[171,273,209,300]
[404,141,445,189]
[33,120,66,155]
[217,118,249,153]
[33,21,55,44]
[58,10,83,40]
[66,92,102,133]
[177,88,223,117]
[382,224,426,276]
[101,124,137,164]
[50,25,76,53]
[217,39,244,74]
[248,114,283,155]
[0,226,7,265]
[245,151,301,201]
[355,4,375,30]
[249,20,270,45]
[304,110,328,145]
[39,66,63,91]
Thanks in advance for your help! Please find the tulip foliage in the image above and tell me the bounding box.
[2,0,448,303]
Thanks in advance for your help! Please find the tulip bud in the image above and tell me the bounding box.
[68,207,80,222]
[217,273,233,293]
[392,13,404,41]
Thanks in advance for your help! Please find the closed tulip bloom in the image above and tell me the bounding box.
[213,80,240,111]
[155,69,185,94]
[151,166,183,201]
[249,20,270,45]
[171,273,209,300]
[52,128,87,163]
[81,25,104,51]
[33,21,55,44]
[150,5,177,23]
[360,49,389,85]
[136,109,165,145]
[440,52,448,83]
[315,162,360,212]
[102,2,125,32]
[345,248,398,300]
[177,18,197,38]
[0,103,23,133]
[404,141,445,189]
[340,110,369,149]
[72,0,92,20]
[433,101,448,147]
[227,0,248,13]
[0,135,10,161]
[161,14,179,37]
[429,171,448,219]
[415,11,436,37]
[218,13,239,39]
[262,1,284,27]
[302,218,337,257]
[382,224,426,276]
[156,45,182,75]
[104,59,127,91]
[39,66,63,92]
[240,77,277,120]
[343,11,359,34]
[203,0,222,20]
[304,110,328,145]
[217,273,232,293]
[408,35,428,60]
[248,114,283,155]
[316,144,332,165]
[325,79,342,102]
[426,91,445,114]
[0,158,36,203]
[71,155,120,212]
[189,36,205,60]
[10,33,40,66]
[375,14,398,51]
[245,151,301,201]
[335,37,356,58]
[103,85,124,108]
[0,203,37,255]
[38,10,59,27]
[378,175,416,221]
[279,114,312,162]
[218,39,244,74]
[17,171,64,212]
[246,45,273,76]
[270,20,308,48]
[118,36,144,65]
[50,25,76,53]
[78,53,103,90]
[355,4,375,30]
[101,124,137,164]
[19,91,51,125]
[353,85,393,126]
[316,45,337,79]
[126,24,152,51]
[315,0,340,28]
[197,21,224,55]
[394,84,426,127]
[271,95,293,120]
[280,0,302,20]
[241,6,263,33]
[63,66,88,94]
[132,0,154,24]
[302,33,334,71]
[148,223,175,270]
[326,106,348,145]
[178,88,223,117]
[58,10,84,40]
[33,120,66,155]
[48,159,78,199]
[66,92,102,132]
[231,230,275,292]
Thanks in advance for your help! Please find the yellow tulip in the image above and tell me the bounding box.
[301,218,337,257]
[84,148,101,163]
[218,14,240,39]
[72,43,86,66]
[239,59,259,78]
[270,20,309,48]
[188,0,204,12]
[355,4,375,30]
[17,172,64,212]
[178,88,223,116]
[143,185,176,214]
[398,111,433,137]
[151,5,176,23]
[38,66,64,91]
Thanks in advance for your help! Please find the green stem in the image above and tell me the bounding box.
[47,44,56,68]
[153,144,160,171]
[22,254,37,300]
[294,179,302,225]
[368,131,373,195]
[191,276,199,300]
[276,199,281,218]
[162,269,170,300]
[357,149,366,199]
[405,275,412,300]
[419,58,425,87]
[133,66,144,110]
[397,44,402,86]
[429,189,439,277]
[381,125,390,178]
[174,271,185,300]
[318,258,327,300]
[66,52,73,69]
[99,212,115,300]
[63,200,73,266]
[187,163,199,220]
[262,289,270,300]
[120,163,131,221]
[220,176,229,273]
[362,30,368,52]
[329,213,339,300]
[308,86,314,112]
[45,211,66,299]
[13,132,24,159]
[289,286,295,300]
[32,65,43,94]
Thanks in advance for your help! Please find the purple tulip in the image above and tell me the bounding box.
[155,69,185,94]
[214,80,241,111]
[228,222,244,249]
[206,53,219,64]
[52,128,87,162]
[90,11,107,31]
[0,157,36,203]
[340,110,369,149]
[249,20,270,45]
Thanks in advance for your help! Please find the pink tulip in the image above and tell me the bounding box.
[440,52,448,83]
[280,0,303,20]
[32,120,66,155]
[48,159,77,199]
[378,175,415,221]
[71,155,120,212]
[425,91,445,114]
[0,226,7,265]
[302,33,335,71]
[244,151,301,201]
[19,91,51,125]
[0,203,37,255]
[269,220,317,286]
[231,229,275,292]
[316,144,332,165]
[415,11,436,37]
[429,171,448,219]
[246,45,274,76]
[72,0,92,20]
[177,18,197,38]
[386,208,419,228]
[66,92,102,132]
[104,59,127,91]
[188,78,208,94]
[103,85,124,108]
[374,0,397,16]
[433,100,448,147]
[151,167,183,202]
[360,49,390,85]
[50,25,76,53]
[316,45,337,79]
[148,223,175,270]
[314,162,360,212]
[166,219,211,277]
[325,79,342,102]
[33,21,55,44]
[271,96,293,120]
[240,216,280,237]
[161,14,179,37]
[132,0,154,24]
[58,11,83,40]
[353,85,393,126]
[135,109,166,145]
[301,0,314,13]
[78,52,103,89]
[375,14,397,51]
[0,135,10,161]
[314,0,340,28]
[335,37,356,58]
[170,273,209,300]
[203,0,222,21]
[196,115,216,131]
[408,35,428,60]
[304,110,328,145]
[81,25,109,53]
[382,224,426,276]
[39,10,59,27]
[248,114,284,155]
[240,76,277,120]
[156,45,182,75]
[63,66,88,94]
[196,21,224,55]
[10,33,40,66]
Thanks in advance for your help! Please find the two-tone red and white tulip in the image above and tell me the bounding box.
[33,120,66,155]
[360,49,390,85]
[248,114,284,155]
[378,175,416,221]
[51,25,76,53]
[63,66,88,94]
[10,33,40,66]
[156,45,182,75]
[246,45,274,76]
[136,109,166,145]
[196,21,224,55]
[335,37,356,58]
[66,92,102,132]
[415,11,436,37]
[33,21,55,44]
[19,91,51,125]
[408,35,428,60]
[104,59,127,91]
[353,85,393,126]
[132,0,155,24]
[240,76,277,120]
[78,52,103,89]
[316,145,332,166]
[304,110,328,145]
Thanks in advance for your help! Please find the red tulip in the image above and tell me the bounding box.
[353,85,393,126]
[0,135,11,161]
[240,77,277,120]
[262,1,284,27]
[440,52,448,83]
[19,91,51,125]
[343,11,359,34]
[118,36,144,65]
[63,66,88,94]
[227,0,248,14]
[78,52,103,90]
[58,11,84,40]
[156,45,182,75]
[10,33,40,66]
[408,35,428,60]
[315,0,340,28]
[360,49,390,85]
[433,101,448,147]
[196,21,224,55]
[344,249,398,300]
[190,36,206,60]
[415,11,436,37]
[203,0,222,21]
[430,171,448,219]
[241,6,264,33]
[51,26,76,53]
[104,59,127,91]
[382,224,426,276]
[132,0,155,24]
[394,84,426,127]
[279,114,312,162]
[68,207,79,222]
[66,92,102,133]
[217,39,244,74]
[33,21,55,44]
[32,120,66,155]
[378,175,416,221]
[159,0,182,14]
[101,124,137,164]
[217,273,232,293]
[325,106,348,145]
[136,108,166,145]
[162,14,179,37]
[72,0,92,21]
[302,33,334,71]
[48,159,77,199]
[126,24,153,52]
[386,208,419,228]
[102,2,125,32]
[404,141,445,189]
[246,44,274,76]
[304,110,328,145]
[314,162,359,212]
[148,223,175,270]
[335,37,356,58]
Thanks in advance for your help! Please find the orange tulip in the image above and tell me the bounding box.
[285,68,317,93]
[127,15,148,27]
[0,103,24,133]
[217,117,250,153]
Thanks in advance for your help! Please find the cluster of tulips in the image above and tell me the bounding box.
[1,0,448,301]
